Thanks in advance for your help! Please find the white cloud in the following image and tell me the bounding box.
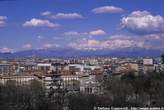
[23,44,32,49]
[43,43,59,49]
[52,13,83,19]
[144,34,161,40]
[69,39,101,50]
[92,6,124,14]
[0,16,7,20]
[66,32,164,50]
[0,21,5,27]
[68,35,153,50]
[0,16,7,27]
[23,18,60,28]
[121,11,164,34]
[64,29,106,37]
[64,31,82,36]
[41,12,83,19]
[37,35,44,39]
[64,31,88,36]
[0,47,13,53]
[105,39,145,49]
[41,11,52,16]
[89,29,106,36]
[141,34,164,49]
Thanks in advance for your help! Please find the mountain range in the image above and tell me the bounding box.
[0,48,163,58]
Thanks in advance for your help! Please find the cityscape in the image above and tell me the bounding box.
[0,56,164,110]
[0,0,164,110]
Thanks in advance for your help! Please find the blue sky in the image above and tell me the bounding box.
[0,0,164,52]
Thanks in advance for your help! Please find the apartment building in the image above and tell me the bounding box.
[0,64,15,75]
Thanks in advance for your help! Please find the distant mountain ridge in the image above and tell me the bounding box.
[0,48,163,58]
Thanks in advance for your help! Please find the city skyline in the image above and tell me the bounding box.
[0,0,164,53]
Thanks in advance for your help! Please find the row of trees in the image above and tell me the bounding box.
[161,54,164,64]
[104,71,164,107]
[0,71,164,110]
[67,71,164,110]
[0,80,57,110]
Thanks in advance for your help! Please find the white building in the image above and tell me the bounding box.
[37,63,52,72]
[79,75,101,94]
[143,59,154,74]
[0,75,38,85]
[68,64,101,75]
[143,59,153,65]
[61,75,80,92]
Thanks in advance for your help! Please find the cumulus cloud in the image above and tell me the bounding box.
[41,11,83,19]
[64,29,106,37]
[23,18,60,28]
[68,35,156,50]
[23,44,32,49]
[0,47,13,53]
[121,11,164,34]
[0,16,7,27]
[92,6,124,14]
